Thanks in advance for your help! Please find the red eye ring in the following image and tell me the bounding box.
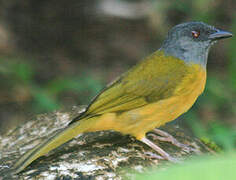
[192,30,200,38]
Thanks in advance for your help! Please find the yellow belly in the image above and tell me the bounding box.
[88,63,206,140]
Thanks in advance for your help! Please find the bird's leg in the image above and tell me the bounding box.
[140,137,178,162]
[148,128,196,153]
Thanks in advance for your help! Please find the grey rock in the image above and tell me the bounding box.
[0,106,214,179]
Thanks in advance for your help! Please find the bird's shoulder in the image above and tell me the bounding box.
[121,50,189,96]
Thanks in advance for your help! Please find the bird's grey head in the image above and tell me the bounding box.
[161,22,232,67]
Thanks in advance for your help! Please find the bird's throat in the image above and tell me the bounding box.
[161,39,211,68]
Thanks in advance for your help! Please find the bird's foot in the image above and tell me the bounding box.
[141,137,178,162]
[144,151,180,163]
[144,151,163,159]
[148,128,197,153]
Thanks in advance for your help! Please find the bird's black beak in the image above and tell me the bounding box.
[209,30,233,40]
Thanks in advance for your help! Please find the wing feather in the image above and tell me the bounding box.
[71,51,188,123]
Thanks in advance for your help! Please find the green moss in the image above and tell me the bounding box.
[200,137,222,152]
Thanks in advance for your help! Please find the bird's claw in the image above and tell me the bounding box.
[148,128,197,153]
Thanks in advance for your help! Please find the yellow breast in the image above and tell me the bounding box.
[114,63,206,139]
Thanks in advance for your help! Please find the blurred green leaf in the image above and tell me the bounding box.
[205,76,231,103]
[46,74,103,102]
[182,111,208,138]
[30,85,61,112]
[135,153,236,180]
[208,122,236,150]
[13,62,34,83]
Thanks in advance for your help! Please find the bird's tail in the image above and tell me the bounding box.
[13,117,97,174]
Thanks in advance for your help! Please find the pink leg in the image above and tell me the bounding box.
[140,137,178,162]
[149,128,197,153]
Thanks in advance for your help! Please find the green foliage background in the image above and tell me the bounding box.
[0,0,235,152]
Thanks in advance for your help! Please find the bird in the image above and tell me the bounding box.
[13,22,232,174]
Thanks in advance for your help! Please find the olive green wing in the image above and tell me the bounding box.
[84,77,149,115]
[72,51,187,122]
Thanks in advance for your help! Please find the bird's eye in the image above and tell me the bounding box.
[191,30,200,38]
